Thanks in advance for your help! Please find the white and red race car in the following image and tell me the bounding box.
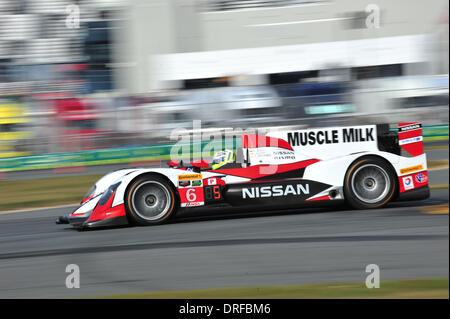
[57,123,429,229]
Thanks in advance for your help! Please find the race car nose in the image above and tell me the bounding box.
[55,215,69,224]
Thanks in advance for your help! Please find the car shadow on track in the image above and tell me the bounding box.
[73,195,445,232]
[73,205,348,232]
[172,204,346,225]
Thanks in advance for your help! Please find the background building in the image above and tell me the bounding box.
[114,0,449,92]
[0,0,448,157]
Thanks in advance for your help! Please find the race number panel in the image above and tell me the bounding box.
[177,174,204,207]
[178,187,205,207]
[204,185,223,203]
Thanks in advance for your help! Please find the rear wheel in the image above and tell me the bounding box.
[125,175,177,225]
[344,157,396,209]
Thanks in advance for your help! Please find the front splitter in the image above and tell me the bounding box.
[80,215,129,230]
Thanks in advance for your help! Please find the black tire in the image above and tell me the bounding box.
[125,175,177,225]
[344,157,396,210]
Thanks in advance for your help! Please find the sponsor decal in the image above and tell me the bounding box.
[191,180,202,187]
[399,172,428,192]
[273,150,296,160]
[226,179,331,206]
[181,202,204,207]
[178,173,202,181]
[399,136,423,146]
[249,148,271,158]
[400,164,423,175]
[402,176,414,191]
[415,172,428,184]
[287,127,374,147]
[178,180,191,187]
[207,178,217,185]
[242,184,310,199]
[342,128,374,143]
[399,123,422,132]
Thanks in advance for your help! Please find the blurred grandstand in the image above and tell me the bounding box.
[0,0,448,160]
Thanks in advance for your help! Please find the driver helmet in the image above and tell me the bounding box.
[211,150,235,170]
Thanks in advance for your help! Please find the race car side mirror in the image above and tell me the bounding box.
[168,160,181,167]
[190,160,209,168]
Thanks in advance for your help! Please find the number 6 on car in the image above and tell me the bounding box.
[179,186,204,207]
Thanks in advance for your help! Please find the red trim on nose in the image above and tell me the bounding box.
[87,191,126,222]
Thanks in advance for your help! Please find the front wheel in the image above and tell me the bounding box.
[344,157,396,210]
[125,176,177,225]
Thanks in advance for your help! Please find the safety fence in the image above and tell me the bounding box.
[0,138,239,172]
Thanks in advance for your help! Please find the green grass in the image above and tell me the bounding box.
[428,160,449,170]
[0,174,103,212]
[430,184,449,190]
[424,144,449,151]
[424,136,449,142]
[91,278,448,299]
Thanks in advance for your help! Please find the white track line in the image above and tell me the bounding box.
[0,203,78,215]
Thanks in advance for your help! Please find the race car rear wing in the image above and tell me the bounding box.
[377,122,424,157]
[376,124,401,155]
[397,122,424,157]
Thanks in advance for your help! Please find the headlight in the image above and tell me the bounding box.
[83,185,96,202]
[98,182,120,206]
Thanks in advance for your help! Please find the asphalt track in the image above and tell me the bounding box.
[0,185,448,298]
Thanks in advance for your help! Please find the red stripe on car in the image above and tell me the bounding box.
[242,134,294,151]
[87,191,126,222]
[306,195,331,201]
[212,159,320,179]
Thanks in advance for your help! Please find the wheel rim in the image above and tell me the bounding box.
[351,164,391,204]
[131,181,172,221]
